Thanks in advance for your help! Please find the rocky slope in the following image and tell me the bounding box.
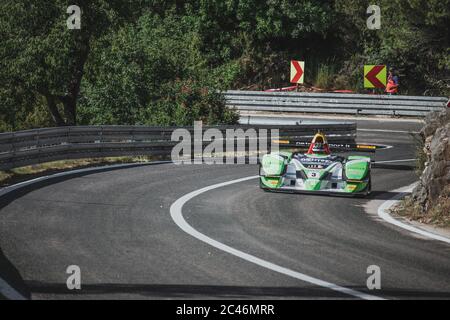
[404,108,450,226]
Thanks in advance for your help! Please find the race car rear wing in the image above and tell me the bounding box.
[273,140,379,153]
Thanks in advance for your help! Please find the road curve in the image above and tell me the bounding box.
[1,120,449,300]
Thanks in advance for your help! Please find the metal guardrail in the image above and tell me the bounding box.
[0,124,356,170]
[225,90,448,117]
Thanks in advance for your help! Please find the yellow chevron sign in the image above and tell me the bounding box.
[364,65,387,89]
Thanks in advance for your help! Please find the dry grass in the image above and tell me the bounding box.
[409,132,427,176]
[395,185,450,228]
[314,64,335,89]
[0,156,166,188]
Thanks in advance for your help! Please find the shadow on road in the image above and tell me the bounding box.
[25,281,450,299]
[367,191,409,201]
[26,281,346,298]
[0,248,31,299]
[372,163,415,171]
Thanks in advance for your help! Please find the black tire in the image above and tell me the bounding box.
[364,172,372,196]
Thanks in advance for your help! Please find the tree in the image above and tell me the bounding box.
[0,1,138,126]
[333,0,449,94]
[377,0,449,94]
[1,1,447,132]
[78,12,237,126]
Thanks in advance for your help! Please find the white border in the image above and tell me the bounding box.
[377,183,450,245]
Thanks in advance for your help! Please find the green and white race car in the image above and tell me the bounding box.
[260,132,373,197]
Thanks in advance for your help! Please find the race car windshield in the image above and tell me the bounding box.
[313,143,326,153]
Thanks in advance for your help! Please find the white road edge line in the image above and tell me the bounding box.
[375,159,416,164]
[170,176,384,300]
[372,144,393,150]
[0,161,171,196]
[377,183,450,245]
[358,129,420,134]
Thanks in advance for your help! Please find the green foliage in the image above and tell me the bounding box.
[78,13,237,126]
[0,1,448,132]
[335,0,449,94]
[0,0,138,127]
[141,80,239,126]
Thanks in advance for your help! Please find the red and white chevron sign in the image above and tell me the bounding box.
[290,60,305,84]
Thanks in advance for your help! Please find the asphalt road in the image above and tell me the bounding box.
[1,119,449,300]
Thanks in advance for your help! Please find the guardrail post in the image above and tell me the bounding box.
[36,128,41,166]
